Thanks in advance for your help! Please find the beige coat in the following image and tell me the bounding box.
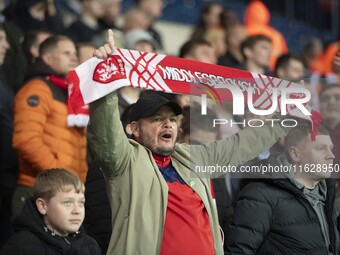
[87,92,289,255]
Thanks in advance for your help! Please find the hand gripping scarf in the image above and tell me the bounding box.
[66,48,322,139]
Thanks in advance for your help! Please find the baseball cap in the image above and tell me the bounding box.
[125,29,160,51]
[130,94,182,121]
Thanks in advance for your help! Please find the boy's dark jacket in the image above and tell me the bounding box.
[0,199,101,255]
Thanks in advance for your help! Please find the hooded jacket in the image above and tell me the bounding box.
[227,154,340,255]
[244,0,287,69]
[13,60,87,187]
[0,199,101,255]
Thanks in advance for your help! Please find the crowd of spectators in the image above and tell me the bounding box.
[0,0,340,254]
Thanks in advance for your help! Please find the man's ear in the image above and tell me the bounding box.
[243,47,252,60]
[288,146,300,163]
[276,68,285,79]
[41,53,52,66]
[30,45,39,60]
[125,123,132,136]
[36,198,48,215]
[129,121,140,139]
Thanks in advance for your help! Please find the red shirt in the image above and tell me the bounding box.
[153,154,215,255]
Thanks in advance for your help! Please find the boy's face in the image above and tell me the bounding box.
[190,44,217,64]
[249,40,272,68]
[37,187,85,236]
[278,59,304,82]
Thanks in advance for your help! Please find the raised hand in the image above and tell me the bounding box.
[93,29,116,60]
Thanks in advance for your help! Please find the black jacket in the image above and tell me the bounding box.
[83,163,112,255]
[227,165,339,254]
[0,71,18,190]
[0,199,101,255]
[211,177,234,247]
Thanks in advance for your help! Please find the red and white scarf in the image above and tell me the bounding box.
[66,48,322,137]
[48,75,89,127]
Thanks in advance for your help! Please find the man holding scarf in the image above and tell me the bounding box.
[86,30,295,255]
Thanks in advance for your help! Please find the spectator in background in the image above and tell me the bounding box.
[317,40,340,77]
[177,39,216,117]
[305,51,340,112]
[68,0,106,43]
[0,23,17,247]
[179,38,239,139]
[122,7,150,34]
[11,35,87,220]
[227,123,340,255]
[124,29,160,53]
[91,0,124,48]
[268,53,305,158]
[22,29,53,83]
[319,84,340,214]
[191,2,223,41]
[274,53,305,82]
[0,168,101,255]
[98,0,122,30]
[203,28,227,59]
[219,7,240,32]
[218,24,247,69]
[178,102,219,145]
[319,84,340,167]
[134,0,164,49]
[301,37,324,73]
[1,1,28,94]
[179,39,216,64]
[13,0,66,36]
[244,0,287,70]
[76,42,96,64]
[22,30,52,65]
[113,7,151,49]
[240,34,272,74]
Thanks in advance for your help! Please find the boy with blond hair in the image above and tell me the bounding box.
[0,169,101,255]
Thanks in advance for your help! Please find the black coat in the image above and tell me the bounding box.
[226,177,339,255]
[211,177,234,248]
[0,199,101,255]
[83,163,112,255]
[0,71,18,190]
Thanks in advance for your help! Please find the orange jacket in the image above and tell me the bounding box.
[13,78,87,187]
[244,0,288,69]
[316,41,340,75]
